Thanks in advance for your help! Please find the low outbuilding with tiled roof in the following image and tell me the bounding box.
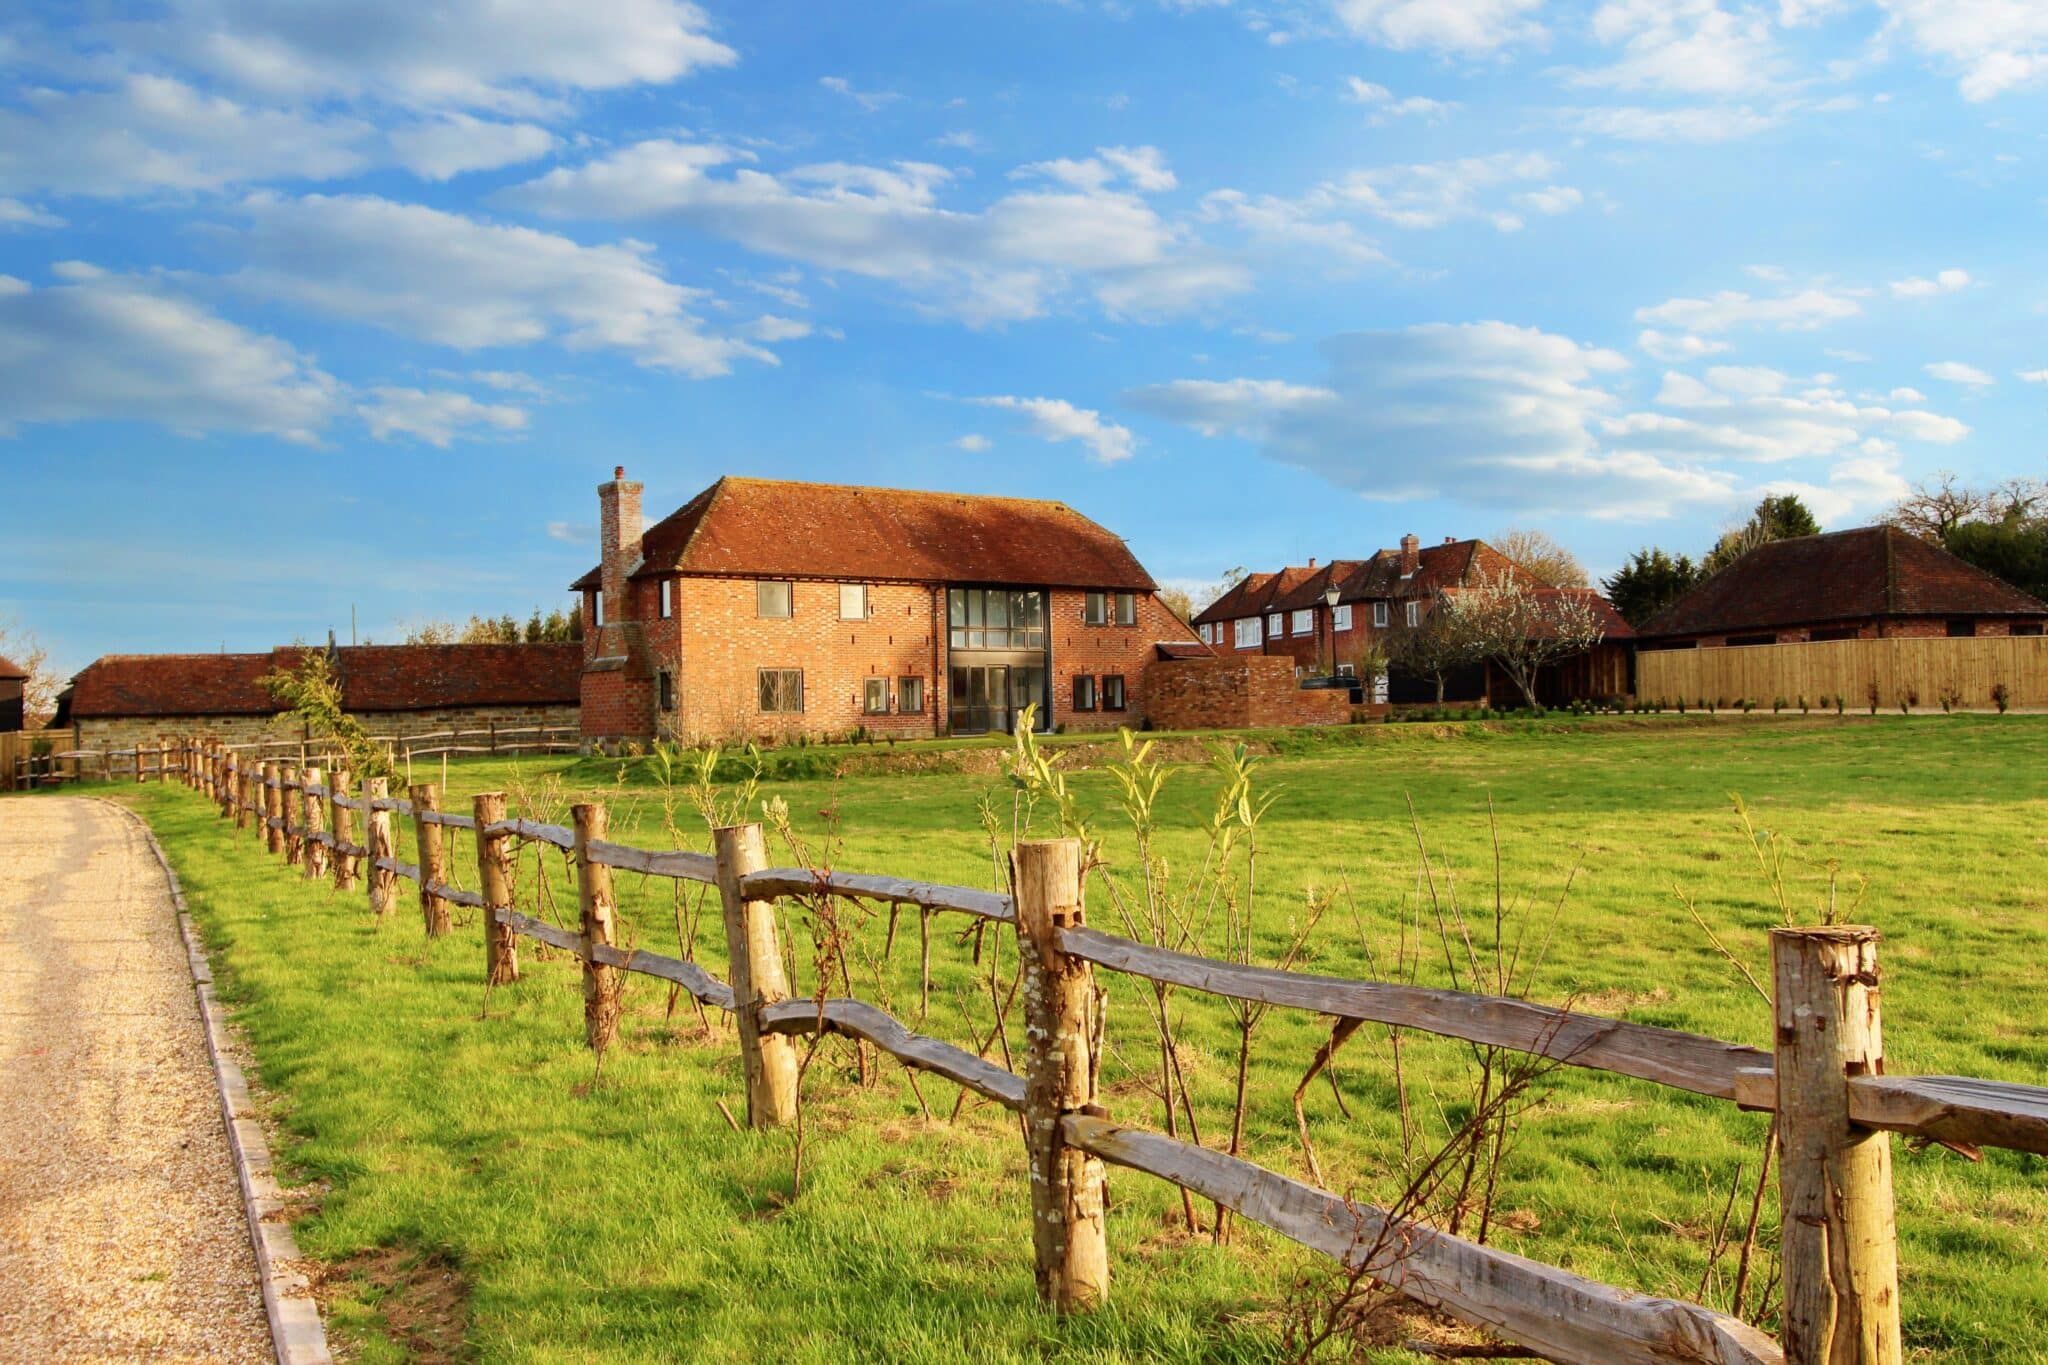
[1637,526,2048,648]
[0,654,26,733]
[53,643,582,749]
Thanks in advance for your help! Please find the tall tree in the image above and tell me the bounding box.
[1491,528,1589,588]
[1945,514,2048,602]
[1384,605,1485,703]
[1191,566,1249,619]
[1156,586,1195,624]
[1704,493,1822,573]
[0,618,58,726]
[1602,548,1703,627]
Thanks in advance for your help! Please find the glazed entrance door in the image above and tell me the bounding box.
[948,664,1049,734]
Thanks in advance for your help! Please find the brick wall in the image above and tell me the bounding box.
[1203,607,1398,672]
[1141,656,1351,731]
[1045,588,1196,733]
[79,703,580,751]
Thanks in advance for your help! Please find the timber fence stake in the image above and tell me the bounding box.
[572,803,622,1053]
[1773,925,1902,1365]
[280,765,302,866]
[364,777,396,919]
[331,769,358,892]
[262,762,283,855]
[475,792,518,986]
[217,747,233,817]
[1013,837,1109,1315]
[302,765,327,880]
[412,783,451,937]
[234,755,251,831]
[712,823,799,1127]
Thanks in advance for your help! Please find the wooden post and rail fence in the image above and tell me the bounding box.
[126,737,2048,1362]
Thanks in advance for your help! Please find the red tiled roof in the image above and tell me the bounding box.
[1194,539,1546,625]
[573,476,1156,592]
[1638,526,2048,638]
[63,644,582,718]
[1153,640,1215,661]
[0,655,27,680]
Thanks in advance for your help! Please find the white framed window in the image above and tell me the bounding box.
[898,676,924,714]
[1115,592,1137,626]
[1234,617,1262,648]
[840,583,869,620]
[658,579,673,619]
[1084,591,1108,624]
[1406,600,1421,628]
[863,677,890,714]
[590,590,604,628]
[756,580,793,619]
[1332,604,1352,631]
[1291,608,1313,635]
[1267,612,1282,636]
[1372,601,1389,628]
[757,669,804,713]
[1336,663,1356,678]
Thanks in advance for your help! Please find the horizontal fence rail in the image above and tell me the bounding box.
[149,734,2048,1365]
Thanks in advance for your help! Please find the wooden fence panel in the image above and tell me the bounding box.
[1638,635,2048,711]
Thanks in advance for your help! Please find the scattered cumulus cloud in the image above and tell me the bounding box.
[1556,104,1778,142]
[546,520,595,543]
[1638,329,1731,361]
[1331,0,1545,55]
[1875,0,2048,102]
[1342,78,1456,120]
[2019,369,2048,384]
[1924,359,1994,386]
[1889,268,1970,298]
[1636,282,1863,333]
[968,395,1136,463]
[1572,0,1782,96]
[0,198,65,229]
[954,433,991,452]
[387,114,556,180]
[357,385,528,446]
[820,75,902,112]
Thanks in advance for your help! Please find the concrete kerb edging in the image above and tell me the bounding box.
[99,798,334,1365]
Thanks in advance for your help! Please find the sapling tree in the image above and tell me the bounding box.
[1446,572,1608,709]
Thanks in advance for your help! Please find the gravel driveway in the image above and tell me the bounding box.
[0,797,270,1361]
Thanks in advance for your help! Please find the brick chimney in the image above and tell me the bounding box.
[598,465,643,628]
[1399,533,1420,576]
[1307,556,1317,570]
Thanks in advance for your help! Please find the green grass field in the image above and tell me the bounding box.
[84,715,2048,1361]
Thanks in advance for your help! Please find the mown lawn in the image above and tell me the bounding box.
[89,715,2048,1361]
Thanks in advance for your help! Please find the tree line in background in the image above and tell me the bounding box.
[1883,473,2048,602]
[400,607,583,646]
[1602,494,1824,627]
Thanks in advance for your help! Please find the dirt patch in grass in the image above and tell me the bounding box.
[318,1246,471,1363]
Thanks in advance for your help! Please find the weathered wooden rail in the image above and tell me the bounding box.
[153,735,2048,1364]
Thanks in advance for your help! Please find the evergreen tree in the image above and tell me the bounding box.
[1602,548,1704,626]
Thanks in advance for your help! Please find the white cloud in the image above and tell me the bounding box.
[505,140,1243,323]
[2019,369,2048,384]
[357,385,528,445]
[0,75,372,197]
[1638,328,1731,361]
[1636,283,1863,333]
[546,520,595,543]
[387,115,556,180]
[968,395,1136,463]
[1888,386,1926,402]
[1556,104,1778,141]
[134,0,736,114]
[820,75,902,112]
[1924,359,1994,386]
[954,433,991,452]
[0,265,339,441]
[1320,151,1577,231]
[1197,189,1389,266]
[933,131,983,152]
[1876,0,2048,102]
[1574,0,1781,96]
[1515,185,1583,215]
[1888,267,1970,298]
[1126,321,1973,521]
[1343,78,1455,119]
[0,198,64,229]
[224,192,774,377]
[1332,0,1545,55]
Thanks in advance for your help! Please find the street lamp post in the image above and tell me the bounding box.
[1323,585,1342,681]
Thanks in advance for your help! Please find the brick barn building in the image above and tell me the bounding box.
[1637,526,2048,649]
[570,470,1205,742]
[53,643,582,749]
[1191,534,1633,705]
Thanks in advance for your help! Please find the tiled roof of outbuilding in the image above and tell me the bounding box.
[573,477,1156,592]
[62,644,582,718]
[0,654,28,680]
[1638,526,2048,638]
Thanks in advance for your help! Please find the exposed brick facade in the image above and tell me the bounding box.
[1141,656,1351,731]
[579,472,1209,743]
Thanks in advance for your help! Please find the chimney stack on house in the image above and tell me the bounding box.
[598,465,644,631]
[1399,533,1421,576]
[1307,557,1317,569]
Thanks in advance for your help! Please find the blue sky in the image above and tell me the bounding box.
[4,0,2047,677]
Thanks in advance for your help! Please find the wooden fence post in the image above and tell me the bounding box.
[331,769,358,892]
[280,764,302,865]
[262,762,283,854]
[302,765,327,880]
[154,739,164,782]
[1773,926,1902,1365]
[712,823,799,1127]
[1013,837,1109,1315]
[363,777,396,919]
[412,784,451,937]
[572,803,622,1053]
[234,756,251,831]
[216,747,232,816]
[475,792,518,986]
